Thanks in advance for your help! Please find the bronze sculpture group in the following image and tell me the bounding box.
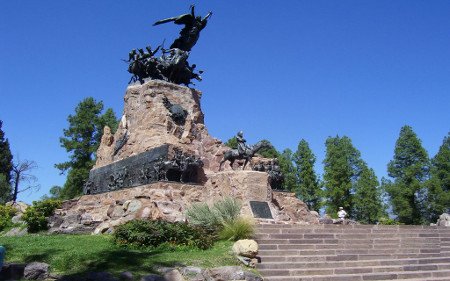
[83,6,286,196]
[126,5,212,86]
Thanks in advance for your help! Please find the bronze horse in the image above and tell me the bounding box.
[219,140,272,171]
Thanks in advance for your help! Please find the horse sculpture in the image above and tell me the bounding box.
[219,140,272,171]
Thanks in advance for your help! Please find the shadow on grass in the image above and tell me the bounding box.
[54,247,187,280]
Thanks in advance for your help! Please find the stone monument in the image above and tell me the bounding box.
[49,7,318,234]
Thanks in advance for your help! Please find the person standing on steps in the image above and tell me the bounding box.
[338,207,347,222]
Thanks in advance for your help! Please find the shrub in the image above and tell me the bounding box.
[0,205,16,231]
[212,197,241,224]
[186,197,241,228]
[113,220,215,250]
[218,217,255,241]
[378,217,402,225]
[22,199,62,232]
[185,202,221,228]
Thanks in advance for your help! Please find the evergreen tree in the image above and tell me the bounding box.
[385,125,430,224]
[323,136,363,218]
[426,133,450,222]
[224,136,237,149]
[0,174,11,204]
[293,139,321,211]
[0,120,13,202]
[257,139,279,159]
[56,98,118,199]
[353,165,385,224]
[278,149,297,192]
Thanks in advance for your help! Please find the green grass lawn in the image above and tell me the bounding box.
[0,234,237,278]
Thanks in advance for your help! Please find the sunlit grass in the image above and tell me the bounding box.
[0,234,237,278]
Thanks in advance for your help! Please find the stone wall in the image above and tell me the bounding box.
[50,171,318,234]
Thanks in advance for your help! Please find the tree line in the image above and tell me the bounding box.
[0,97,448,225]
[226,127,449,225]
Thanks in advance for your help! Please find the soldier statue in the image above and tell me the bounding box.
[236,131,251,158]
[153,5,212,52]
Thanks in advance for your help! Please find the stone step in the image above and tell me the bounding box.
[256,225,450,230]
[255,225,450,280]
[258,263,450,277]
[259,252,448,263]
[255,232,450,238]
[260,269,450,281]
[257,257,450,270]
[256,238,444,245]
[259,243,441,250]
[258,247,442,256]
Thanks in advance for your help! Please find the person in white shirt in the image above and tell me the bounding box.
[338,207,347,221]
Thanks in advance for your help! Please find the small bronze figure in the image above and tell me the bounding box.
[219,139,273,171]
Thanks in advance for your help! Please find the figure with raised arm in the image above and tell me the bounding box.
[153,5,212,52]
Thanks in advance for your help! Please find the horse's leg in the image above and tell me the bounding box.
[243,158,249,170]
[219,159,225,171]
[230,159,235,170]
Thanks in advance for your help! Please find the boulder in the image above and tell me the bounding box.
[140,274,165,281]
[437,213,450,227]
[179,266,204,281]
[23,262,49,280]
[164,269,184,281]
[119,271,133,281]
[1,263,26,280]
[4,227,27,237]
[232,239,259,258]
[84,271,118,281]
[204,266,245,281]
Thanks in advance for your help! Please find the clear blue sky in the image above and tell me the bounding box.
[1,1,449,203]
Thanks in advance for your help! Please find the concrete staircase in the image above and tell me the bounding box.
[255,224,450,281]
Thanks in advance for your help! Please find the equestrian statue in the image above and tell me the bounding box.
[219,131,273,171]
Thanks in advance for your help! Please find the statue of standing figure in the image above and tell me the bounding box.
[154,5,213,52]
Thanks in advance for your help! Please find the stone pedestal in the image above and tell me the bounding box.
[50,80,319,233]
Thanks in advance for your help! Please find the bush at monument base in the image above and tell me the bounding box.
[112,219,215,249]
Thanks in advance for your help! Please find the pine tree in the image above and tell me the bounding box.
[353,165,385,224]
[0,120,13,202]
[426,133,450,222]
[323,136,363,218]
[56,98,118,199]
[385,125,430,224]
[224,136,237,149]
[278,149,298,192]
[293,139,321,211]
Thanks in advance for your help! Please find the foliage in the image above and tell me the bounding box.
[257,139,279,158]
[56,97,118,199]
[0,204,16,231]
[218,217,254,241]
[10,159,39,202]
[277,149,298,191]
[212,197,242,224]
[377,217,402,225]
[113,220,214,250]
[224,136,238,149]
[426,133,450,222]
[293,139,321,211]
[0,234,236,278]
[185,197,241,228]
[353,166,385,224]
[22,199,62,233]
[385,125,430,224]
[323,136,363,218]
[0,174,11,204]
[0,120,13,203]
[185,202,221,228]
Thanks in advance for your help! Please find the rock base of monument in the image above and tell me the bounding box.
[49,171,318,234]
